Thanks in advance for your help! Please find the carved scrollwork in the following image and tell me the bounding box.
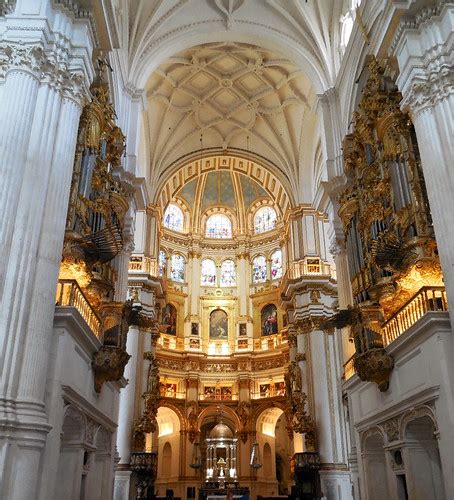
[92,345,130,393]
[353,348,394,392]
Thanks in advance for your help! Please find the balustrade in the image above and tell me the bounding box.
[343,287,448,381]
[55,279,102,340]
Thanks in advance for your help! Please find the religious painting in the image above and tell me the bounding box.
[239,323,247,336]
[260,384,271,397]
[204,386,216,399]
[275,381,286,396]
[161,303,177,335]
[210,309,228,339]
[221,387,232,400]
[189,338,200,349]
[261,304,278,336]
[161,383,177,398]
[191,322,199,336]
[238,339,248,350]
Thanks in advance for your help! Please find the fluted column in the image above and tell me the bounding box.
[392,2,454,329]
[117,325,141,465]
[331,243,355,363]
[0,6,93,496]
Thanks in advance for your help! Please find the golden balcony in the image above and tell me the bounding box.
[55,279,103,340]
[382,286,447,346]
[343,286,448,381]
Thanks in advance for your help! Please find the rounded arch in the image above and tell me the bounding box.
[253,205,278,234]
[197,404,241,432]
[256,407,284,437]
[156,153,295,214]
[163,202,185,233]
[263,442,273,476]
[61,405,86,444]
[400,404,439,441]
[131,26,329,95]
[156,405,183,436]
[203,210,234,239]
[169,252,186,283]
[360,426,385,449]
[248,199,279,233]
[251,254,267,283]
[201,258,217,286]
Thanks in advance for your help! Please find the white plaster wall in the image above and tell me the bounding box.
[344,313,454,500]
[39,308,124,500]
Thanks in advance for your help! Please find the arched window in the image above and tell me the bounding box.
[206,213,232,238]
[159,250,167,277]
[201,259,217,286]
[163,203,184,232]
[169,254,185,282]
[271,249,283,280]
[254,207,277,234]
[252,255,267,283]
[220,260,236,287]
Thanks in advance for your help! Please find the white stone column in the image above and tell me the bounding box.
[0,5,94,497]
[117,326,141,466]
[189,251,201,316]
[308,328,353,499]
[236,252,249,316]
[392,2,454,329]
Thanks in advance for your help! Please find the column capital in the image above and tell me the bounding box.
[0,42,89,105]
[391,2,454,117]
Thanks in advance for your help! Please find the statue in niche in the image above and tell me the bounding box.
[209,309,228,339]
[285,361,302,398]
[147,364,160,397]
[261,304,278,336]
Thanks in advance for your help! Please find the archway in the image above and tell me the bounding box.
[362,430,390,500]
[154,406,182,496]
[404,416,445,500]
[255,407,292,497]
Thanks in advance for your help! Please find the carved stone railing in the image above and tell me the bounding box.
[382,286,447,346]
[129,255,159,276]
[55,279,102,340]
[157,334,184,351]
[253,333,287,351]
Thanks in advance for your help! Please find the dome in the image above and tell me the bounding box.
[209,422,233,439]
[178,170,270,217]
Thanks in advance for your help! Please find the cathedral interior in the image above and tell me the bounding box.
[0,1,453,500]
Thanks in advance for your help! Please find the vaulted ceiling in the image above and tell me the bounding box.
[144,41,318,195]
[112,0,346,203]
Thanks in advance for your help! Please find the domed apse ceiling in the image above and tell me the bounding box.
[176,170,270,220]
[145,42,319,197]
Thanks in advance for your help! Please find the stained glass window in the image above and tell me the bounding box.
[252,255,267,283]
[163,203,184,232]
[206,214,232,238]
[254,207,277,234]
[220,260,236,287]
[201,259,217,286]
[271,249,283,280]
[159,250,167,277]
[170,254,185,282]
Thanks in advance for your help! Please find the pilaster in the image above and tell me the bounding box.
[391,1,454,328]
[0,4,95,498]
